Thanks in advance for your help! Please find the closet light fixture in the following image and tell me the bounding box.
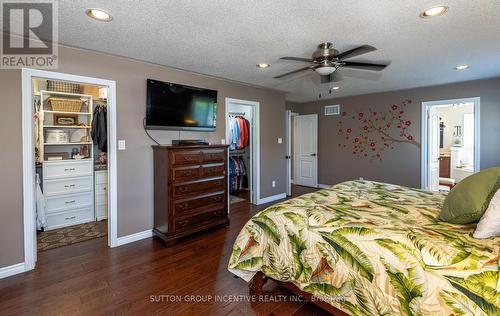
[420,6,448,18]
[454,64,469,70]
[86,9,113,22]
[256,63,270,68]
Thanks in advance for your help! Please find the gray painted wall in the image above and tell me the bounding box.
[287,77,500,187]
[0,45,286,268]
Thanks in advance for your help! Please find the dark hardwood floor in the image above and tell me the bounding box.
[0,185,329,316]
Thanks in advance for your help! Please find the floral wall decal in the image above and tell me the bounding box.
[337,99,420,160]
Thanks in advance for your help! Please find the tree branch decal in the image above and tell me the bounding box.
[337,99,420,160]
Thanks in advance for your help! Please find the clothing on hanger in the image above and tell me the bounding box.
[228,115,250,150]
[229,156,248,193]
[91,104,107,152]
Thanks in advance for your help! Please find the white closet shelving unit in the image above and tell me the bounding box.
[39,89,95,230]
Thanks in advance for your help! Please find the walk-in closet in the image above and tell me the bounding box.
[33,78,109,252]
[226,102,254,204]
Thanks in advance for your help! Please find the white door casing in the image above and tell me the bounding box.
[428,107,440,191]
[294,114,318,187]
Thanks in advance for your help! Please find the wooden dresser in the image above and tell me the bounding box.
[152,144,229,246]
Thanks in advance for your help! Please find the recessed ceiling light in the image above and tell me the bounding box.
[86,9,113,22]
[332,86,340,90]
[454,65,469,70]
[256,63,270,68]
[420,6,448,18]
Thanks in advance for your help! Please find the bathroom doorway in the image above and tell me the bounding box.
[421,97,480,192]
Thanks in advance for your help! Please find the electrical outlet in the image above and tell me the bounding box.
[272,180,276,188]
[277,138,283,144]
[118,140,126,150]
[221,139,226,144]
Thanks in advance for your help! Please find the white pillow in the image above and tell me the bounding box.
[473,189,500,239]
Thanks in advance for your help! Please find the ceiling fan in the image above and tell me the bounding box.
[274,42,388,83]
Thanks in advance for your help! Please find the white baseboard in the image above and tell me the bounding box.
[0,262,26,279]
[317,184,331,189]
[257,193,287,205]
[116,229,152,247]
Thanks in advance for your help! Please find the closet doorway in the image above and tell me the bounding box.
[225,98,260,205]
[22,68,117,272]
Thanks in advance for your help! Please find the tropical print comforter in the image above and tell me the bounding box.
[228,181,500,316]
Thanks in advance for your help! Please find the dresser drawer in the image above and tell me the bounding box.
[171,165,201,182]
[44,176,93,196]
[46,192,93,214]
[46,208,94,230]
[95,183,108,195]
[174,192,225,215]
[173,177,225,197]
[202,149,226,163]
[44,161,92,179]
[170,150,203,165]
[175,209,225,231]
[201,163,225,178]
[95,171,108,184]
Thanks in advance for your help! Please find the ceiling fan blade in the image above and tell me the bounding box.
[274,66,312,79]
[280,57,313,62]
[342,61,387,71]
[336,45,377,60]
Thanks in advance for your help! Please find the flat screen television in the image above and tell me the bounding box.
[146,79,217,131]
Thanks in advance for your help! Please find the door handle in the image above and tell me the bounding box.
[310,153,317,157]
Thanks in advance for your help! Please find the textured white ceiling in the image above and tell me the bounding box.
[53,0,500,102]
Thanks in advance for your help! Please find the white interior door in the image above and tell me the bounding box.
[428,107,440,191]
[294,114,318,187]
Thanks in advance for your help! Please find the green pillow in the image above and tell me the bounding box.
[439,167,500,224]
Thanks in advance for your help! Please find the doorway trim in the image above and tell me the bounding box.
[21,68,118,272]
[420,97,480,190]
[224,97,260,205]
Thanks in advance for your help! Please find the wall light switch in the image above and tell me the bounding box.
[272,180,276,188]
[118,140,126,150]
[221,139,226,144]
[277,138,283,144]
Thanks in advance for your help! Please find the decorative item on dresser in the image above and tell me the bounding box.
[152,144,230,246]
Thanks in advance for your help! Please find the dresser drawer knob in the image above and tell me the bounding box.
[179,203,189,209]
[213,196,222,202]
[64,184,76,188]
[65,216,76,220]
[178,219,189,227]
[178,186,188,192]
[65,200,76,204]
[64,168,76,171]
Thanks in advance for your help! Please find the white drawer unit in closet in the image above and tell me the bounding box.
[94,170,108,220]
[46,207,94,230]
[42,160,94,229]
[45,192,93,214]
[44,160,93,179]
[44,176,93,196]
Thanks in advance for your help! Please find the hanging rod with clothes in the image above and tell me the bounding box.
[228,112,246,116]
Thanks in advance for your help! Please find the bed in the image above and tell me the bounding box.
[228,180,500,316]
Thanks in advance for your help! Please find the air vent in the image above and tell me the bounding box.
[324,104,340,116]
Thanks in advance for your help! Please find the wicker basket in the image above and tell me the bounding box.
[46,80,81,94]
[48,98,83,112]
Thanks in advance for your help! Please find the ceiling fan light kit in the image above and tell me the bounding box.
[274,42,388,83]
